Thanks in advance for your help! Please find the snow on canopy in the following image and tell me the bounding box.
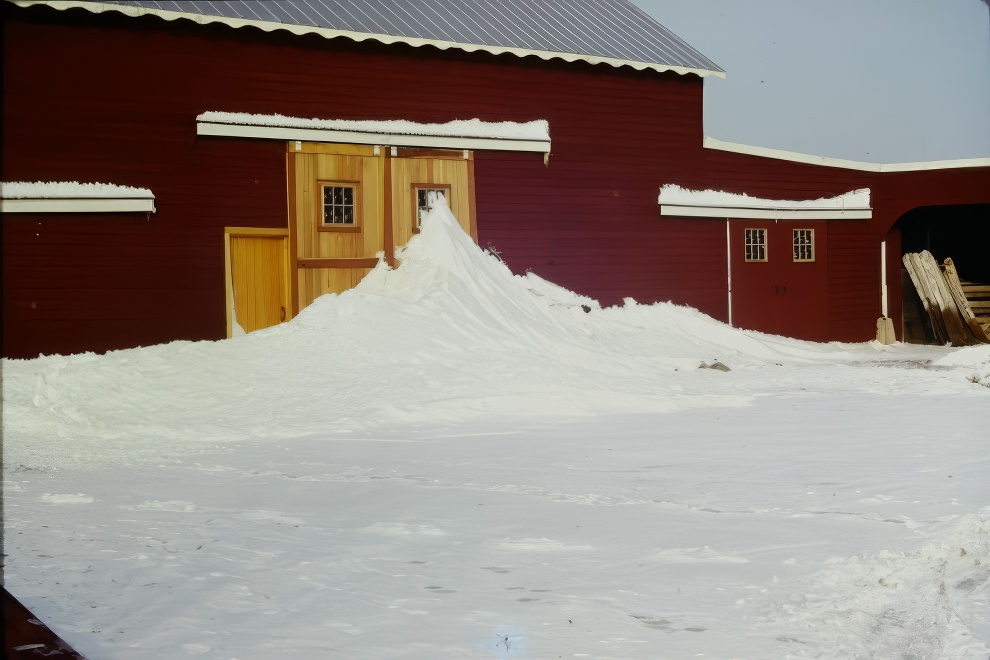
[658,184,871,209]
[0,181,154,199]
[197,111,551,142]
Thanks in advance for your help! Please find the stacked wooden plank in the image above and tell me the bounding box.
[959,278,990,336]
[902,251,990,345]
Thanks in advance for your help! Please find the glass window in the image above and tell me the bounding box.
[322,185,355,226]
[414,187,449,230]
[744,228,767,262]
[793,229,815,262]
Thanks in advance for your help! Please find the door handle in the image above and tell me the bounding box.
[280,306,286,322]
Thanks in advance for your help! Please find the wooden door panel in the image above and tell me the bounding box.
[730,220,829,340]
[230,235,287,333]
[390,155,473,249]
[291,149,383,308]
[288,144,475,313]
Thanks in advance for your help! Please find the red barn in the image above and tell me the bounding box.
[2,0,989,358]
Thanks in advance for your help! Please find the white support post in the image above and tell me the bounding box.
[726,219,733,327]
[880,240,888,318]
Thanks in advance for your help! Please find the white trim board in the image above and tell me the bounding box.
[660,205,871,220]
[197,120,552,154]
[15,1,725,79]
[704,137,990,173]
[0,197,156,213]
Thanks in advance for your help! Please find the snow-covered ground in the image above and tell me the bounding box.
[3,201,989,659]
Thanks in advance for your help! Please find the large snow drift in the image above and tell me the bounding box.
[3,199,989,658]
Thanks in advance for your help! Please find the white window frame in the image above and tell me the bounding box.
[744,228,767,262]
[792,228,815,262]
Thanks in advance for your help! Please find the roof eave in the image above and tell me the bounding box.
[12,0,725,79]
[659,204,871,220]
[0,197,156,213]
[197,120,552,154]
[704,137,990,172]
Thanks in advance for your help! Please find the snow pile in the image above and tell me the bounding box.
[3,197,989,659]
[658,183,871,209]
[0,181,154,198]
[197,111,550,143]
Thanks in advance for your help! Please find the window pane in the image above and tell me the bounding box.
[793,229,814,261]
[322,185,356,226]
[744,228,767,261]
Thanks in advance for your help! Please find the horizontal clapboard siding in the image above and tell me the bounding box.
[2,6,706,356]
[5,5,988,355]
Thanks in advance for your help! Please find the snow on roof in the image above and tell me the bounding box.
[658,184,872,220]
[0,181,154,199]
[197,112,550,143]
[658,184,870,210]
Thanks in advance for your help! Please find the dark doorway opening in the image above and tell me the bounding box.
[896,204,990,343]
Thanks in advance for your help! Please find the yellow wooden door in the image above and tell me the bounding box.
[390,151,475,248]
[229,235,289,334]
[289,145,383,310]
[287,143,477,315]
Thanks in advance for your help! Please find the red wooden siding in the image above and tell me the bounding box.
[728,220,830,341]
[3,5,989,356]
[2,5,709,357]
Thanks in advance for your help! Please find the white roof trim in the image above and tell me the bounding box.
[0,198,156,213]
[658,184,872,220]
[17,1,726,79]
[704,137,990,173]
[1,181,156,213]
[197,113,552,153]
[660,205,872,220]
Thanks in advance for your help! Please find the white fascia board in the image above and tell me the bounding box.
[19,1,725,79]
[197,121,552,154]
[704,137,990,173]
[660,205,872,220]
[0,197,156,213]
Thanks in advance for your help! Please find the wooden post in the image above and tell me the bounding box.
[383,146,395,268]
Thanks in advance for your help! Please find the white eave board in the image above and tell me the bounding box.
[659,184,872,220]
[704,137,990,173]
[0,181,156,213]
[197,112,552,153]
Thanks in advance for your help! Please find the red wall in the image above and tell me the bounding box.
[2,5,720,357]
[3,5,989,356]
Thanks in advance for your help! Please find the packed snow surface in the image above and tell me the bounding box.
[3,200,989,659]
[197,111,551,143]
[0,181,154,198]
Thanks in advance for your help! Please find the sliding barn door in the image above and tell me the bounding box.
[730,220,829,341]
[288,144,384,311]
[389,148,475,246]
[288,142,477,315]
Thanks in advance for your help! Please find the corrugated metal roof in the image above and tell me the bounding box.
[23,0,724,77]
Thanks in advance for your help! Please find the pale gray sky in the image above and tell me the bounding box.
[632,0,990,163]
